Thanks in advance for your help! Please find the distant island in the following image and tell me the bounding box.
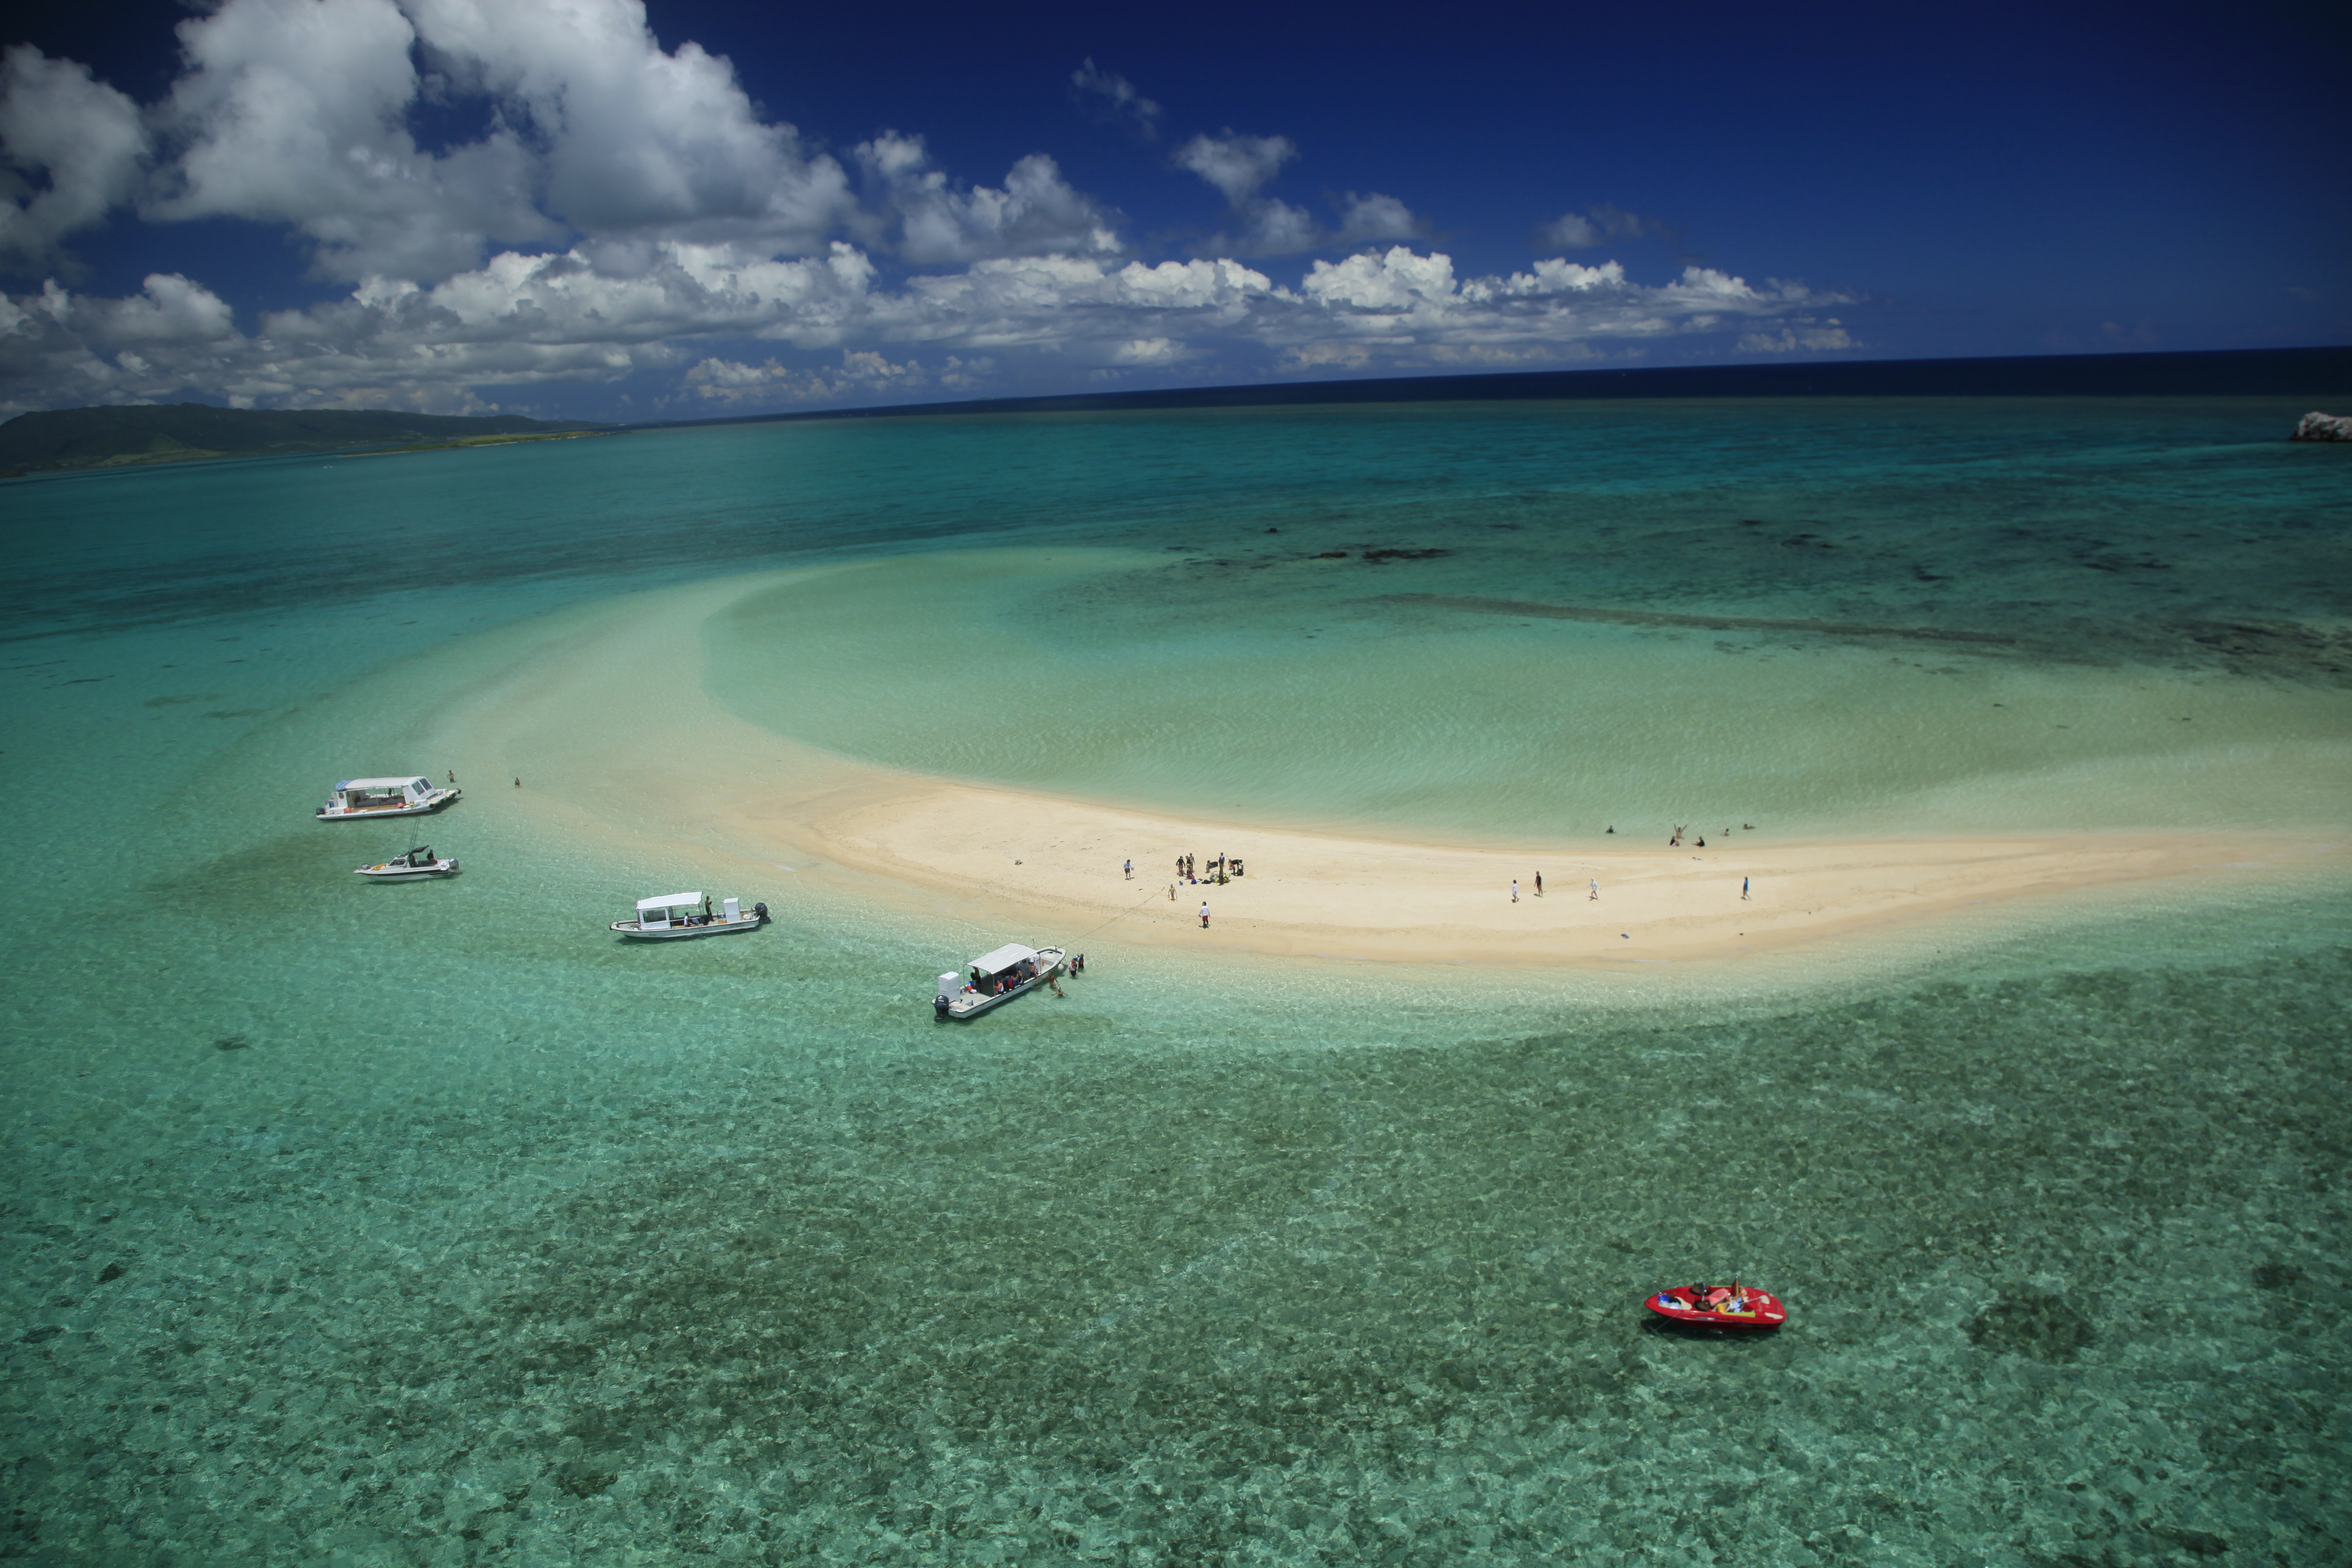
[0,402,611,478]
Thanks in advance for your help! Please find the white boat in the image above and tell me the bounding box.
[317,775,461,820]
[935,943,1067,1020]
[354,845,459,880]
[612,891,768,940]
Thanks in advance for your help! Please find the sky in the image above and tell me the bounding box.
[0,0,2345,421]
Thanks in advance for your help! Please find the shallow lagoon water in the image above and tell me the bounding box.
[3,398,2349,1564]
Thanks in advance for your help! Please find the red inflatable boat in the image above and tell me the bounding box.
[1646,1282,1786,1328]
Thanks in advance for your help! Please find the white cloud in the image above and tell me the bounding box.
[1173,131,1424,257]
[0,1,1857,417]
[1233,198,1321,256]
[1105,337,1185,366]
[1070,59,1163,139]
[1541,213,1600,249]
[0,46,150,267]
[856,135,1121,264]
[403,0,851,245]
[1736,320,1857,353]
[2,240,1850,416]
[1333,193,1421,245]
[1540,203,1677,250]
[85,273,239,345]
[1174,131,1297,204]
[685,347,955,405]
[148,0,555,281]
[1204,192,1427,258]
[133,0,855,281]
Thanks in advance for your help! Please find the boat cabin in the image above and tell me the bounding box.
[635,892,726,931]
[318,775,459,818]
[968,942,1044,991]
[343,776,432,811]
[611,889,765,939]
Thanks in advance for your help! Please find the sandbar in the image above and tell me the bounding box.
[421,571,2347,973]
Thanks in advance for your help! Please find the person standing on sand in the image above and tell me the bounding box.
[1590,877,1599,900]
[1534,872,1542,897]
[1169,883,1176,901]
[1742,876,1750,900]
[1200,902,1210,928]
[1124,859,1132,879]
[1511,879,1519,903]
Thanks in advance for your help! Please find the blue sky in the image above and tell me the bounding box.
[1,0,2344,420]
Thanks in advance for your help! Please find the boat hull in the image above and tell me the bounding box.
[355,863,459,880]
[611,915,764,940]
[318,789,461,820]
[1645,1288,1786,1328]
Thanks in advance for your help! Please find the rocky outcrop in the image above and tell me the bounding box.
[2290,410,2352,441]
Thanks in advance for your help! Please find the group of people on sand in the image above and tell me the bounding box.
[1175,852,1240,885]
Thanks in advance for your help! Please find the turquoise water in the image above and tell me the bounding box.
[4,399,2349,1564]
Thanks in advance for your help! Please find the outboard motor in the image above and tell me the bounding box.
[753,901,770,924]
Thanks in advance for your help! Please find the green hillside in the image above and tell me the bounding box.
[0,403,607,476]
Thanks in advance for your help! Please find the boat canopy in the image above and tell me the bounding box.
[637,892,704,912]
[969,943,1040,973]
[341,776,431,792]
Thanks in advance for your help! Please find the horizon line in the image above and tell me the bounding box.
[624,343,2352,433]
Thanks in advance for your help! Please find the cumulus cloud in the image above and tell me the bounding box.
[0,46,150,269]
[84,273,239,346]
[404,0,850,245]
[1070,59,1162,139]
[1173,132,1423,257]
[1736,320,1856,353]
[0,0,1857,417]
[856,134,1121,264]
[1,238,1850,416]
[112,0,855,282]
[684,347,991,405]
[149,0,554,282]
[1174,131,1297,205]
[1539,203,1678,251]
[1200,190,1427,257]
[1333,192,1422,245]
[1226,198,1320,257]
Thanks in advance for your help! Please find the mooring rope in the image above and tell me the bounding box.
[1064,887,1167,950]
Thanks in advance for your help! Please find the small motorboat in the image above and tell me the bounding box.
[317,775,461,820]
[1646,1282,1786,1329]
[355,845,459,880]
[934,943,1066,1019]
[613,891,768,940]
